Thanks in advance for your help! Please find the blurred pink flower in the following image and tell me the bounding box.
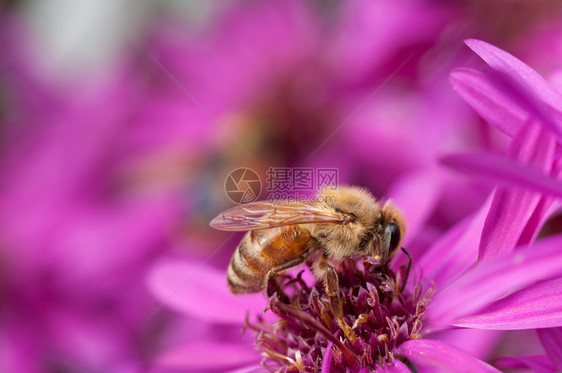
[148,40,562,372]
[0,17,192,372]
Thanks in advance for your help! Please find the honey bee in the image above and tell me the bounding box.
[210,186,407,337]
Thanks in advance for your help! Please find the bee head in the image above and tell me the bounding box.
[371,201,407,265]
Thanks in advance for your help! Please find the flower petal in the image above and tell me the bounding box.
[465,39,562,138]
[465,39,562,114]
[416,195,490,288]
[332,0,448,83]
[427,235,562,329]
[495,355,555,373]
[454,278,562,329]
[321,342,334,373]
[395,339,501,372]
[518,156,562,245]
[375,358,411,372]
[442,152,562,247]
[537,328,562,370]
[478,121,556,260]
[518,196,562,247]
[156,341,260,370]
[450,68,526,137]
[228,365,265,373]
[430,329,501,361]
[441,152,562,199]
[147,259,268,324]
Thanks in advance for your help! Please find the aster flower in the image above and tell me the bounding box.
[148,39,562,372]
[149,211,562,372]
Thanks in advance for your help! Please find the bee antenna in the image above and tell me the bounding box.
[399,247,412,293]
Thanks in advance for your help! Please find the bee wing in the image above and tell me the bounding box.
[210,201,344,231]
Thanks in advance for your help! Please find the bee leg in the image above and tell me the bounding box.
[321,261,357,343]
[399,247,412,293]
[266,276,289,303]
[264,246,316,300]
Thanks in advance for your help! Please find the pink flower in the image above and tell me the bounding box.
[0,16,187,372]
[149,40,562,372]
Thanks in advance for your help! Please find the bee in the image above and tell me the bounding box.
[210,186,407,339]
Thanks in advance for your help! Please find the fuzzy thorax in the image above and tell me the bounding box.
[311,186,407,263]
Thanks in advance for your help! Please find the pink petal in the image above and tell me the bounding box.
[430,329,501,361]
[478,121,556,260]
[395,339,501,372]
[465,39,562,138]
[495,355,555,373]
[465,39,562,114]
[442,146,562,252]
[321,342,334,373]
[416,195,491,288]
[156,341,259,370]
[426,235,562,330]
[518,160,562,245]
[147,259,268,324]
[450,68,526,137]
[518,196,562,247]
[441,152,562,199]
[538,328,562,370]
[375,358,411,372]
[454,278,562,329]
[54,198,178,284]
[0,324,40,373]
[228,365,265,373]
[332,0,448,83]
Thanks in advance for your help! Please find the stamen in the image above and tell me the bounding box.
[248,258,434,372]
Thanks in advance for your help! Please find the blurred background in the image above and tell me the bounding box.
[1,0,562,371]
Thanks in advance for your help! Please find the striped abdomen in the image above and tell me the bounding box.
[227,226,312,294]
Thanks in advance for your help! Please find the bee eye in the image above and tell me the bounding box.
[388,222,401,252]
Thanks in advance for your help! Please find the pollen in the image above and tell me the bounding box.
[247,258,434,372]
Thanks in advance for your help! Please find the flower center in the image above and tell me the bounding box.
[246,258,434,372]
